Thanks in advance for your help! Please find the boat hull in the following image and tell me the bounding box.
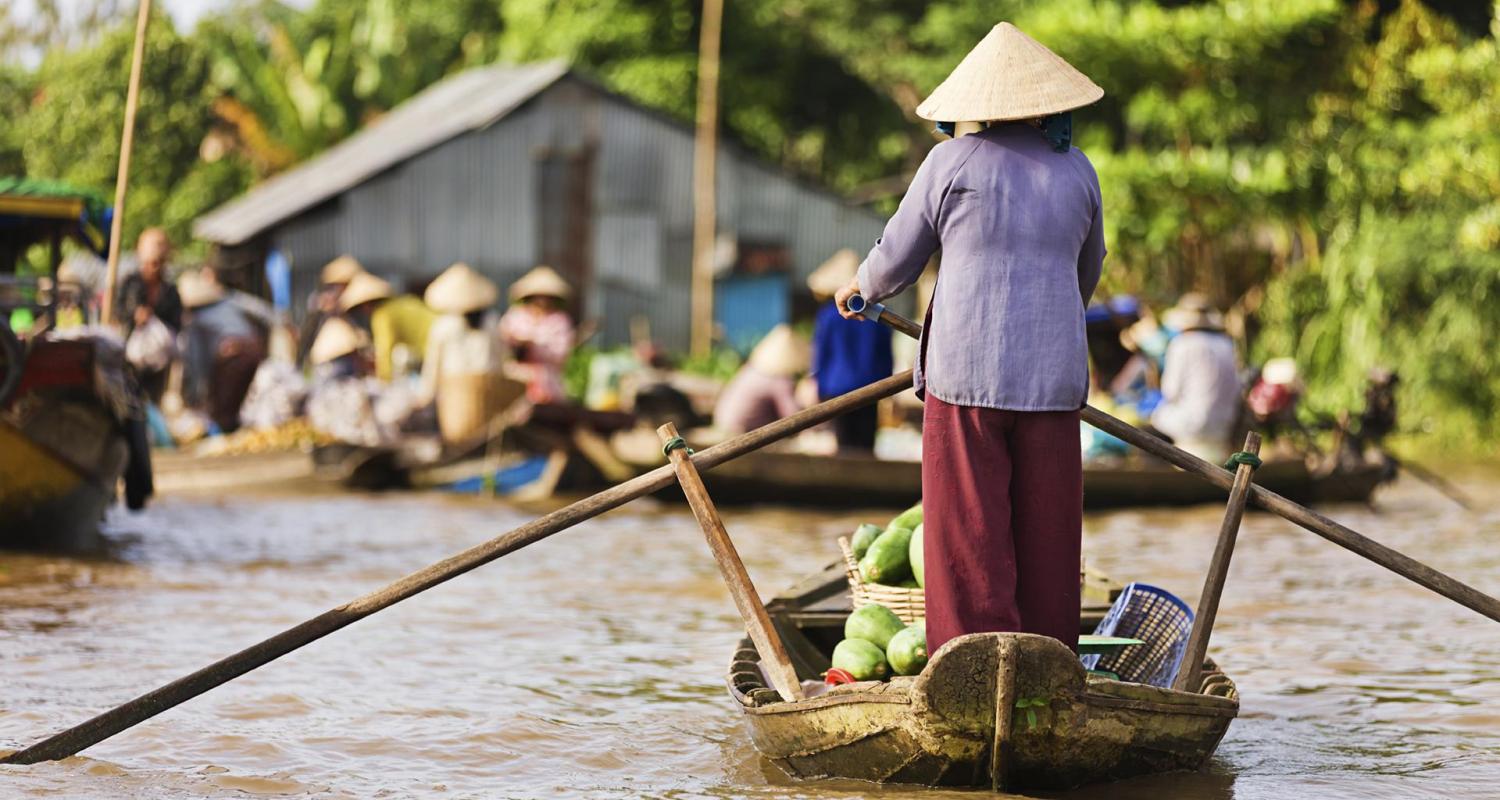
[687,450,1385,510]
[731,632,1238,791]
[0,418,121,550]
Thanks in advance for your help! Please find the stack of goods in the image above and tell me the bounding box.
[828,604,929,683]
[840,503,926,623]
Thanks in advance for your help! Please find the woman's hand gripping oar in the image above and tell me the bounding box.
[0,370,913,765]
[845,293,1500,625]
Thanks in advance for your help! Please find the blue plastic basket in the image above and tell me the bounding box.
[1080,582,1195,688]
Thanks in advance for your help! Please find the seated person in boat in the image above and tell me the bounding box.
[299,255,363,367]
[339,272,437,382]
[713,325,808,435]
[306,316,401,447]
[834,24,1106,655]
[1148,293,1242,462]
[499,266,576,405]
[179,270,264,435]
[422,263,522,445]
[808,249,893,452]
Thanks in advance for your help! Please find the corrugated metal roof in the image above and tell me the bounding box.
[194,60,570,245]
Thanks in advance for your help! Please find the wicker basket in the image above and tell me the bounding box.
[839,536,925,624]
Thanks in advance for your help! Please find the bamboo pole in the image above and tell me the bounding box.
[0,369,914,765]
[100,0,152,326]
[847,295,1500,625]
[689,0,724,358]
[1173,432,1260,692]
[658,422,803,702]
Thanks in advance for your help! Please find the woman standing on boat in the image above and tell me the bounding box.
[837,23,1106,654]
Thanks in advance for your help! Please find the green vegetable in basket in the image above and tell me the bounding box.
[887,502,923,533]
[850,523,883,559]
[831,638,890,681]
[859,526,913,585]
[909,523,924,588]
[845,604,906,649]
[887,623,928,676]
[896,578,920,589]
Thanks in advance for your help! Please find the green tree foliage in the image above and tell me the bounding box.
[14,10,251,250]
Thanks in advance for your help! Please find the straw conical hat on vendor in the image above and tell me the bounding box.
[807,249,860,299]
[424,262,498,314]
[915,22,1103,123]
[309,316,369,365]
[320,255,364,285]
[747,324,810,377]
[177,270,225,308]
[1164,292,1225,333]
[509,265,574,303]
[338,272,394,312]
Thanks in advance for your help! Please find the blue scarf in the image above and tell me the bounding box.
[935,112,1073,152]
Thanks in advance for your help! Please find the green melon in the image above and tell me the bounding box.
[859,526,913,585]
[831,638,890,681]
[844,603,906,649]
[886,624,928,676]
[909,523,925,588]
[850,523,883,559]
[887,502,923,532]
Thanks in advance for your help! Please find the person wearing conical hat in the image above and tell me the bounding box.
[339,272,437,382]
[179,268,264,434]
[420,263,523,443]
[808,249,894,451]
[713,325,809,435]
[298,255,366,367]
[1150,292,1241,461]
[498,265,576,404]
[303,316,402,446]
[832,23,1107,655]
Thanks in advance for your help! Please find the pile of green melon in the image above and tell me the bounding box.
[832,604,927,680]
[851,502,925,589]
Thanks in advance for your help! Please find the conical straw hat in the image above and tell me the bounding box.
[309,316,369,365]
[509,265,574,302]
[339,272,394,312]
[320,255,364,285]
[916,23,1103,123]
[807,249,860,298]
[424,262,498,314]
[747,324,810,378]
[177,269,226,308]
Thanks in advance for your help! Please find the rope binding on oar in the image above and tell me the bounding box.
[662,436,694,458]
[1223,451,1263,471]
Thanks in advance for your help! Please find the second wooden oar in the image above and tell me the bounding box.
[1173,432,1260,693]
[847,294,1500,625]
[658,422,803,702]
[0,370,915,765]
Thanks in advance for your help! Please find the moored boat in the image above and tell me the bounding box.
[735,565,1238,791]
[617,444,1387,510]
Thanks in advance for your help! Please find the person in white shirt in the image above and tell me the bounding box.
[1149,293,1242,461]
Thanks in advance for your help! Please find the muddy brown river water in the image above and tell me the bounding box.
[2,466,1498,799]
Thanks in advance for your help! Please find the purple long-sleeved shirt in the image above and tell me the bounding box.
[856,123,1106,411]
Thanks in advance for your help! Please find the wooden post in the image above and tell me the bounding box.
[100,0,152,326]
[657,422,803,702]
[1173,432,1260,693]
[689,0,724,358]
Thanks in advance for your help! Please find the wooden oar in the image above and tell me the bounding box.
[1173,432,1260,692]
[657,422,803,702]
[0,370,914,765]
[845,295,1500,624]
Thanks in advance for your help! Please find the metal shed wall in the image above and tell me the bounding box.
[268,75,889,351]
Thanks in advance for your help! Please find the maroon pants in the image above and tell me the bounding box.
[922,393,1083,654]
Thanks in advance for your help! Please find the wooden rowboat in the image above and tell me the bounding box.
[680,448,1387,510]
[737,565,1238,791]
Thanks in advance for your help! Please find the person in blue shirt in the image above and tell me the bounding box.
[808,249,894,451]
